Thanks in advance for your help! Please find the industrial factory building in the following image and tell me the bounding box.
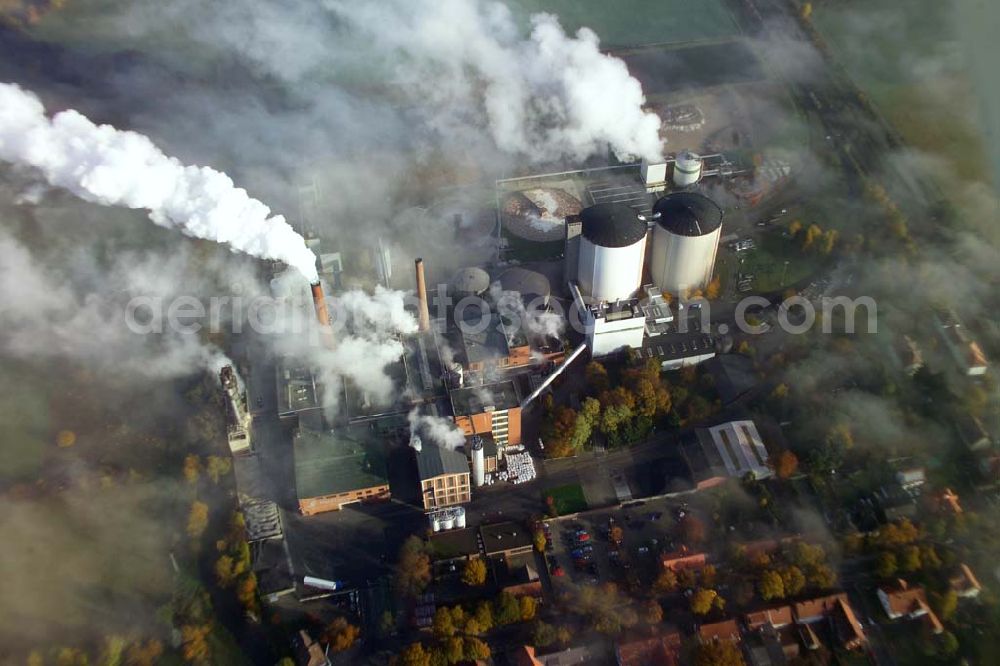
[450,380,522,447]
[220,365,252,455]
[414,437,472,510]
[293,428,390,515]
[649,191,724,296]
[276,357,323,425]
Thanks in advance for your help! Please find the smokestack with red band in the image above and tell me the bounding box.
[415,258,430,332]
[311,281,335,348]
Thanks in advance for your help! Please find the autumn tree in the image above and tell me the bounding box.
[392,642,431,666]
[705,275,722,300]
[215,555,238,588]
[758,570,785,601]
[180,624,212,664]
[806,564,837,590]
[585,361,611,394]
[474,601,494,632]
[774,450,799,479]
[900,545,921,573]
[432,607,456,639]
[931,590,959,621]
[780,566,806,597]
[462,558,487,586]
[396,536,431,597]
[530,526,547,552]
[788,220,803,238]
[532,621,557,647]
[187,501,209,540]
[236,573,258,613]
[701,564,718,588]
[654,569,678,593]
[183,454,202,484]
[802,224,823,250]
[519,595,538,622]
[125,640,164,666]
[463,637,491,661]
[495,592,522,626]
[205,456,232,484]
[691,587,724,615]
[643,599,664,624]
[876,551,898,579]
[693,640,745,666]
[326,617,360,652]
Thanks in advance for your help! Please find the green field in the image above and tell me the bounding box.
[742,233,821,293]
[812,0,993,187]
[543,483,588,515]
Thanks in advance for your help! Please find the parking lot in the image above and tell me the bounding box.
[542,495,704,592]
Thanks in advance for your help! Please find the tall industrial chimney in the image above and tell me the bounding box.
[414,258,431,332]
[310,281,335,348]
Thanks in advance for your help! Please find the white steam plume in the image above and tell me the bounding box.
[0,83,319,282]
[408,408,466,451]
[331,0,664,162]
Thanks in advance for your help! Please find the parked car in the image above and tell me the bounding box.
[552,566,565,577]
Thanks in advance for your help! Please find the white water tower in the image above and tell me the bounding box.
[673,151,703,188]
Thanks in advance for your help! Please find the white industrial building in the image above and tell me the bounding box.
[702,420,772,480]
[575,203,647,302]
[650,192,724,296]
[569,282,646,357]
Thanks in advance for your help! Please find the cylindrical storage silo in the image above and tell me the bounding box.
[576,203,647,302]
[471,435,486,488]
[440,514,455,530]
[673,151,703,187]
[454,507,466,528]
[450,267,491,299]
[650,192,724,296]
[430,513,441,532]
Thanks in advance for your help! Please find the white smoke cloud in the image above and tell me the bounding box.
[0,229,234,378]
[408,408,466,451]
[491,283,565,341]
[328,0,663,162]
[0,83,319,282]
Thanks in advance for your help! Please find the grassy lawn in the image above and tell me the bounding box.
[737,232,822,294]
[543,483,588,516]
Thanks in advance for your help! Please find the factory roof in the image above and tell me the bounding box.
[579,202,647,248]
[498,268,551,303]
[450,267,491,296]
[276,358,321,416]
[480,522,534,556]
[653,191,723,236]
[459,312,512,364]
[415,444,470,481]
[640,332,716,363]
[293,428,388,500]
[429,527,481,560]
[450,380,521,416]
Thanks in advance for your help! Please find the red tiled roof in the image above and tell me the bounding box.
[616,633,682,666]
[699,620,741,643]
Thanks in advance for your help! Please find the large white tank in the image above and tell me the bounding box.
[673,151,703,187]
[454,507,466,528]
[650,192,724,296]
[471,436,486,488]
[576,203,647,302]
